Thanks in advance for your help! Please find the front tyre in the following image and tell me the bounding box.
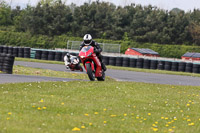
[86,63,95,81]
[97,70,105,81]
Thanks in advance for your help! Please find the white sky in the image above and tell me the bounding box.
[5,0,200,11]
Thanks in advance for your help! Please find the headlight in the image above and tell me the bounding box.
[80,56,85,58]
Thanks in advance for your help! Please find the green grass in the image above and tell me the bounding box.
[0,81,200,132]
[13,65,114,81]
[16,57,200,77]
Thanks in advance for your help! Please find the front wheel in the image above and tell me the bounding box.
[86,63,95,81]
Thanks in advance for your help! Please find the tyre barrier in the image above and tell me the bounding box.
[55,52,62,61]
[178,62,186,72]
[193,64,200,73]
[157,60,165,70]
[164,61,172,71]
[0,53,15,74]
[129,58,137,68]
[3,46,8,54]
[0,46,3,53]
[136,58,144,68]
[24,47,31,58]
[150,60,158,69]
[18,47,24,58]
[143,59,150,69]
[48,51,56,61]
[41,51,49,60]
[171,62,178,71]
[13,47,19,57]
[109,57,116,66]
[35,50,42,59]
[116,57,123,66]
[122,57,129,67]
[185,63,193,73]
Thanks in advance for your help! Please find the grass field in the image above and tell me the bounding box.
[0,81,200,133]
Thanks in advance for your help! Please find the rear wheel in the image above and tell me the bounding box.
[86,63,95,81]
[97,70,105,81]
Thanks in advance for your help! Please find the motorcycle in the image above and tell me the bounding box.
[79,46,105,81]
[64,56,83,72]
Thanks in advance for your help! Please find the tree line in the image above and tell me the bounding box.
[1,0,200,45]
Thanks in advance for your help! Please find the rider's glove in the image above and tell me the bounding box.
[94,48,99,53]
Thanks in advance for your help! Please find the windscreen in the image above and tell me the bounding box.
[81,46,92,52]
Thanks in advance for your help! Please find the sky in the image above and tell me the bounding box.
[4,0,200,12]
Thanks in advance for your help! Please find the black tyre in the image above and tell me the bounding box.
[55,52,62,61]
[115,57,123,66]
[171,62,178,71]
[97,70,105,81]
[122,57,129,67]
[109,57,116,66]
[150,60,158,69]
[164,61,172,71]
[86,63,95,81]
[102,56,109,65]
[136,58,144,68]
[185,63,193,73]
[143,59,150,69]
[178,62,186,72]
[193,64,200,73]
[129,58,137,67]
[157,60,165,70]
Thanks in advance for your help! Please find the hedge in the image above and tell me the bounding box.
[0,30,200,58]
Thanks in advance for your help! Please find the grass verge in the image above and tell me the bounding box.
[0,81,200,132]
[13,65,114,81]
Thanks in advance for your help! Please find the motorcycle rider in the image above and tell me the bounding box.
[64,52,83,71]
[79,34,107,71]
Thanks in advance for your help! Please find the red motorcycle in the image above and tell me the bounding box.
[79,46,105,81]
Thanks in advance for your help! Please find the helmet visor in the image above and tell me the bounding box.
[84,40,91,44]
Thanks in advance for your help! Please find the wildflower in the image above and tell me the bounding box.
[187,104,190,107]
[155,122,158,124]
[8,112,12,115]
[89,123,92,126]
[104,108,107,111]
[161,117,165,119]
[165,124,169,127]
[43,107,47,110]
[7,117,10,120]
[72,127,80,131]
[94,112,98,115]
[38,107,42,110]
[180,110,183,112]
[124,114,127,116]
[40,99,44,103]
[133,106,136,108]
[110,115,117,117]
[81,126,85,129]
[144,118,147,120]
[187,119,191,122]
[152,128,158,132]
[84,114,89,116]
[172,126,176,129]
[152,124,156,127]
[169,129,173,132]
[61,102,64,105]
[32,105,36,108]
[165,117,168,120]
[174,117,177,121]
[188,123,194,126]
[148,113,151,116]
[104,121,107,124]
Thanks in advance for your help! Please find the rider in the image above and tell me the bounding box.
[79,34,107,71]
[64,52,83,71]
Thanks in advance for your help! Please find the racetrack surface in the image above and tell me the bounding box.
[11,61,200,86]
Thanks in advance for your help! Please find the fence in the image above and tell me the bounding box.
[67,40,121,54]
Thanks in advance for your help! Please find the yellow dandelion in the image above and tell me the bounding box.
[124,114,127,116]
[161,117,165,119]
[122,119,125,121]
[81,126,85,129]
[180,110,183,112]
[165,101,168,104]
[148,113,151,116]
[165,117,168,120]
[110,115,117,117]
[37,107,42,110]
[168,129,173,132]
[72,127,80,131]
[89,123,92,126]
[171,120,174,123]
[152,128,158,132]
[188,123,195,126]
[155,122,158,124]
[43,107,47,110]
[84,114,89,116]
[187,119,191,122]
[189,100,192,102]
[136,116,139,119]
[174,117,177,121]
[199,118,200,121]
[152,124,156,127]
[186,115,189,118]
[61,102,64,105]
[144,118,147,120]
[7,117,10,120]
[104,108,107,111]
[8,112,12,115]
[94,112,99,115]
[168,122,172,124]
[104,121,107,124]
[187,104,190,107]
[192,102,195,104]
[165,124,169,127]
[40,99,44,103]
[133,106,136,108]
[32,105,36,108]
[172,126,176,129]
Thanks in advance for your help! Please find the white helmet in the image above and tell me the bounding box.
[83,34,92,45]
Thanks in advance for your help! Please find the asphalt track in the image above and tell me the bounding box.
[0,61,200,86]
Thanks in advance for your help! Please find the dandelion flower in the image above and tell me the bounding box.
[8,112,12,115]
[61,102,64,105]
[148,113,151,116]
[89,123,92,126]
[155,122,158,124]
[161,117,165,119]
[152,128,158,132]
[104,108,107,111]
[188,123,194,126]
[104,121,107,124]
[40,99,44,103]
[94,112,99,115]
[72,127,80,131]
[43,107,47,110]
[84,114,89,116]
[168,129,173,132]
[7,117,10,120]
[81,126,85,129]
[32,105,36,108]
[124,114,127,116]
[144,118,147,120]
[187,104,190,107]
[165,124,169,127]
[165,117,168,120]
[38,107,42,110]
[110,115,117,117]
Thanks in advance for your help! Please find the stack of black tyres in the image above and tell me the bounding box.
[18,47,24,57]
[136,58,144,68]
[122,57,129,67]
[0,46,3,53]
[178,62,186,72]
[41,51,49,60]
[13,47,19,57]
[171,62,178,71]
[116,57,123,66]
[185,63,193,73]
[143,59,150,69]
[2,54,15,74]
[55,52,62,61]
[193,64,200,73]
[129,58,137,67]
[35,50,42,59]
[109,57,116,66]
[102,56,109,65]
[24,47,31,58]
[150,60,158,69]
[48,51,55,61]
[157,61,165,70]
[3,46,8,54]
[164,61,172,71]
[8,46,13,55]
[0,53,5,71]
